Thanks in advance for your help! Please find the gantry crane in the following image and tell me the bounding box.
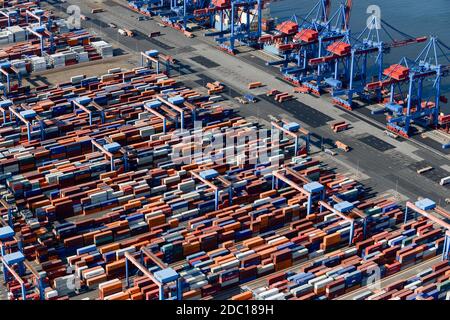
[261,0,351,95]
[164,0,212,30]
[204,0,266,54]
[404,199,450,261]
[309,16,427,110]
[260,0,332,74]
[365,37,449,137]
[127,0,269,53]
[128,0,169,16]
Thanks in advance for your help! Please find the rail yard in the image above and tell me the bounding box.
[0,0,449,302]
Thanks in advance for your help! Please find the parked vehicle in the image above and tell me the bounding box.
[91,8,104,14]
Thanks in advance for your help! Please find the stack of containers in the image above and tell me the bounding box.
[7,25,26,42]
[30,56,47,72]
[60,49,78,66]
[71,46,89,63]
[0,1,114,86]
[52,275,77,297]
[10,59,28,75]
[91,40,113,58]
[1,62,449,301]
[0,30,13,44]
[243,215,445,300]
[48,53,65,68]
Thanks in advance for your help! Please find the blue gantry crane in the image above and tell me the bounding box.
[128,0,169,16]
[404,199,450,261]
[126,0,270,52]
[262,1,430,111]
[260,0,332,74]
[128,0,213,30]
[205,0,264,54]
[365,37,449,137]
[124,247,183,300]
[0,8,19,27]
[163,0,213,30]
[1,223,46,300]
[0,62,23,95]
[309,16,428,110]
[128,0,211,30]
[300,0,352,96]
[261,0,351,95]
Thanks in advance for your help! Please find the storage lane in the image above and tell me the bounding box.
[336,256,442,300]
[211,244,357,300]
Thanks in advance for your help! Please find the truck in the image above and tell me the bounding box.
[417,166,433,175]
[148,31,161,38]
[384,130,398,139]
[335,141,350,152]
[118,28,135,37]
[439,176,450,186]
[91,8,104,14]
[324,148,337,156]
[236,97,249,104]
[243,94,256,103]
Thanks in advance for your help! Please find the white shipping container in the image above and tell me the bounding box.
[404,280,422,290]
[265,292,286,300]
[98,279,121,291]
[440,176,450,186]
[116,246,136,259]
[352,290,373,300]
[256,288,279,300]
[45,290,59,299]
[308,275,327,286]
[84,267,105,280]
[257,263,274,275]
[367,290,387,300]
[7,26,26,42]
[291,283,313,297]
[314,277,334,292]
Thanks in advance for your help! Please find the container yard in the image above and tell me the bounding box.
[0,0,449,308]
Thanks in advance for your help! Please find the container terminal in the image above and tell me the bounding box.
[0,0,449,302]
